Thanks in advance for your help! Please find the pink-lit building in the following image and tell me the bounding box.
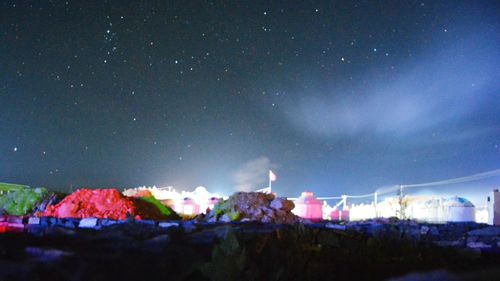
[292,191,323,221]
[331,209,350,221]
[178,198,200,215]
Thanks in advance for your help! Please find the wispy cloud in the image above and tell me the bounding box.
[284,31,499,145]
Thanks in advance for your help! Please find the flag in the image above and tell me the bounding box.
[269,170,277,182]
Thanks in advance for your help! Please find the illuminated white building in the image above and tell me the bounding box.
[349,202,377,221]
[488,189,500,225]
[346,195,477,223]
[123,185,222,215]
[475,204,489,224]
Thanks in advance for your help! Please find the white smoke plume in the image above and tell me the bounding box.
[233,156,273,192]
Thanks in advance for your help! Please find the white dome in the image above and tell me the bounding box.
[295,191,322,204]
[194,186,208,193]
[443,196,474,207]
[181,197,197,204]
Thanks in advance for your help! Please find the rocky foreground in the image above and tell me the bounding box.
[0,218,499,281]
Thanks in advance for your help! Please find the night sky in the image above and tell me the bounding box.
[1,1,499,202]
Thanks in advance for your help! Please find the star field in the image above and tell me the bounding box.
[0,1,499,202]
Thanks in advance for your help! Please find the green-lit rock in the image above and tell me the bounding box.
[0,186,49,216]
[138,195,178,219]
[0,182,29,193]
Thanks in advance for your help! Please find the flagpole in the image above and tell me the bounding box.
[268,170,272,193]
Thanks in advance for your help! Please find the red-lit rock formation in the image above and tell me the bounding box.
[42,189,136,220]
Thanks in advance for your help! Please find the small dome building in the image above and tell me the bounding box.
[178,197,200,215]
[292,191,323,221]
[443,196,475,222]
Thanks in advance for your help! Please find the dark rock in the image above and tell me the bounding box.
[317,230,340,247]
[135,219,156,226]
[182,220,197,233]
[25,246,74,262]
[190,225,231,244]
[387,270,460,281]
[420,225,430,235]
[429,226,440,236]
[158,221,179,228]
[49,217,57,225]
[6,216,23,224]
[78,217,99,229]
[1,217,499,281]
[100,219,126,227]
[325,223,346,231]
[39,216,50,227]
[57,218,78,228]
[27,217,40,225]
[466,241,492,250]
[433,240,463,247]
[467,226,500,237]
[141,234,170,252]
